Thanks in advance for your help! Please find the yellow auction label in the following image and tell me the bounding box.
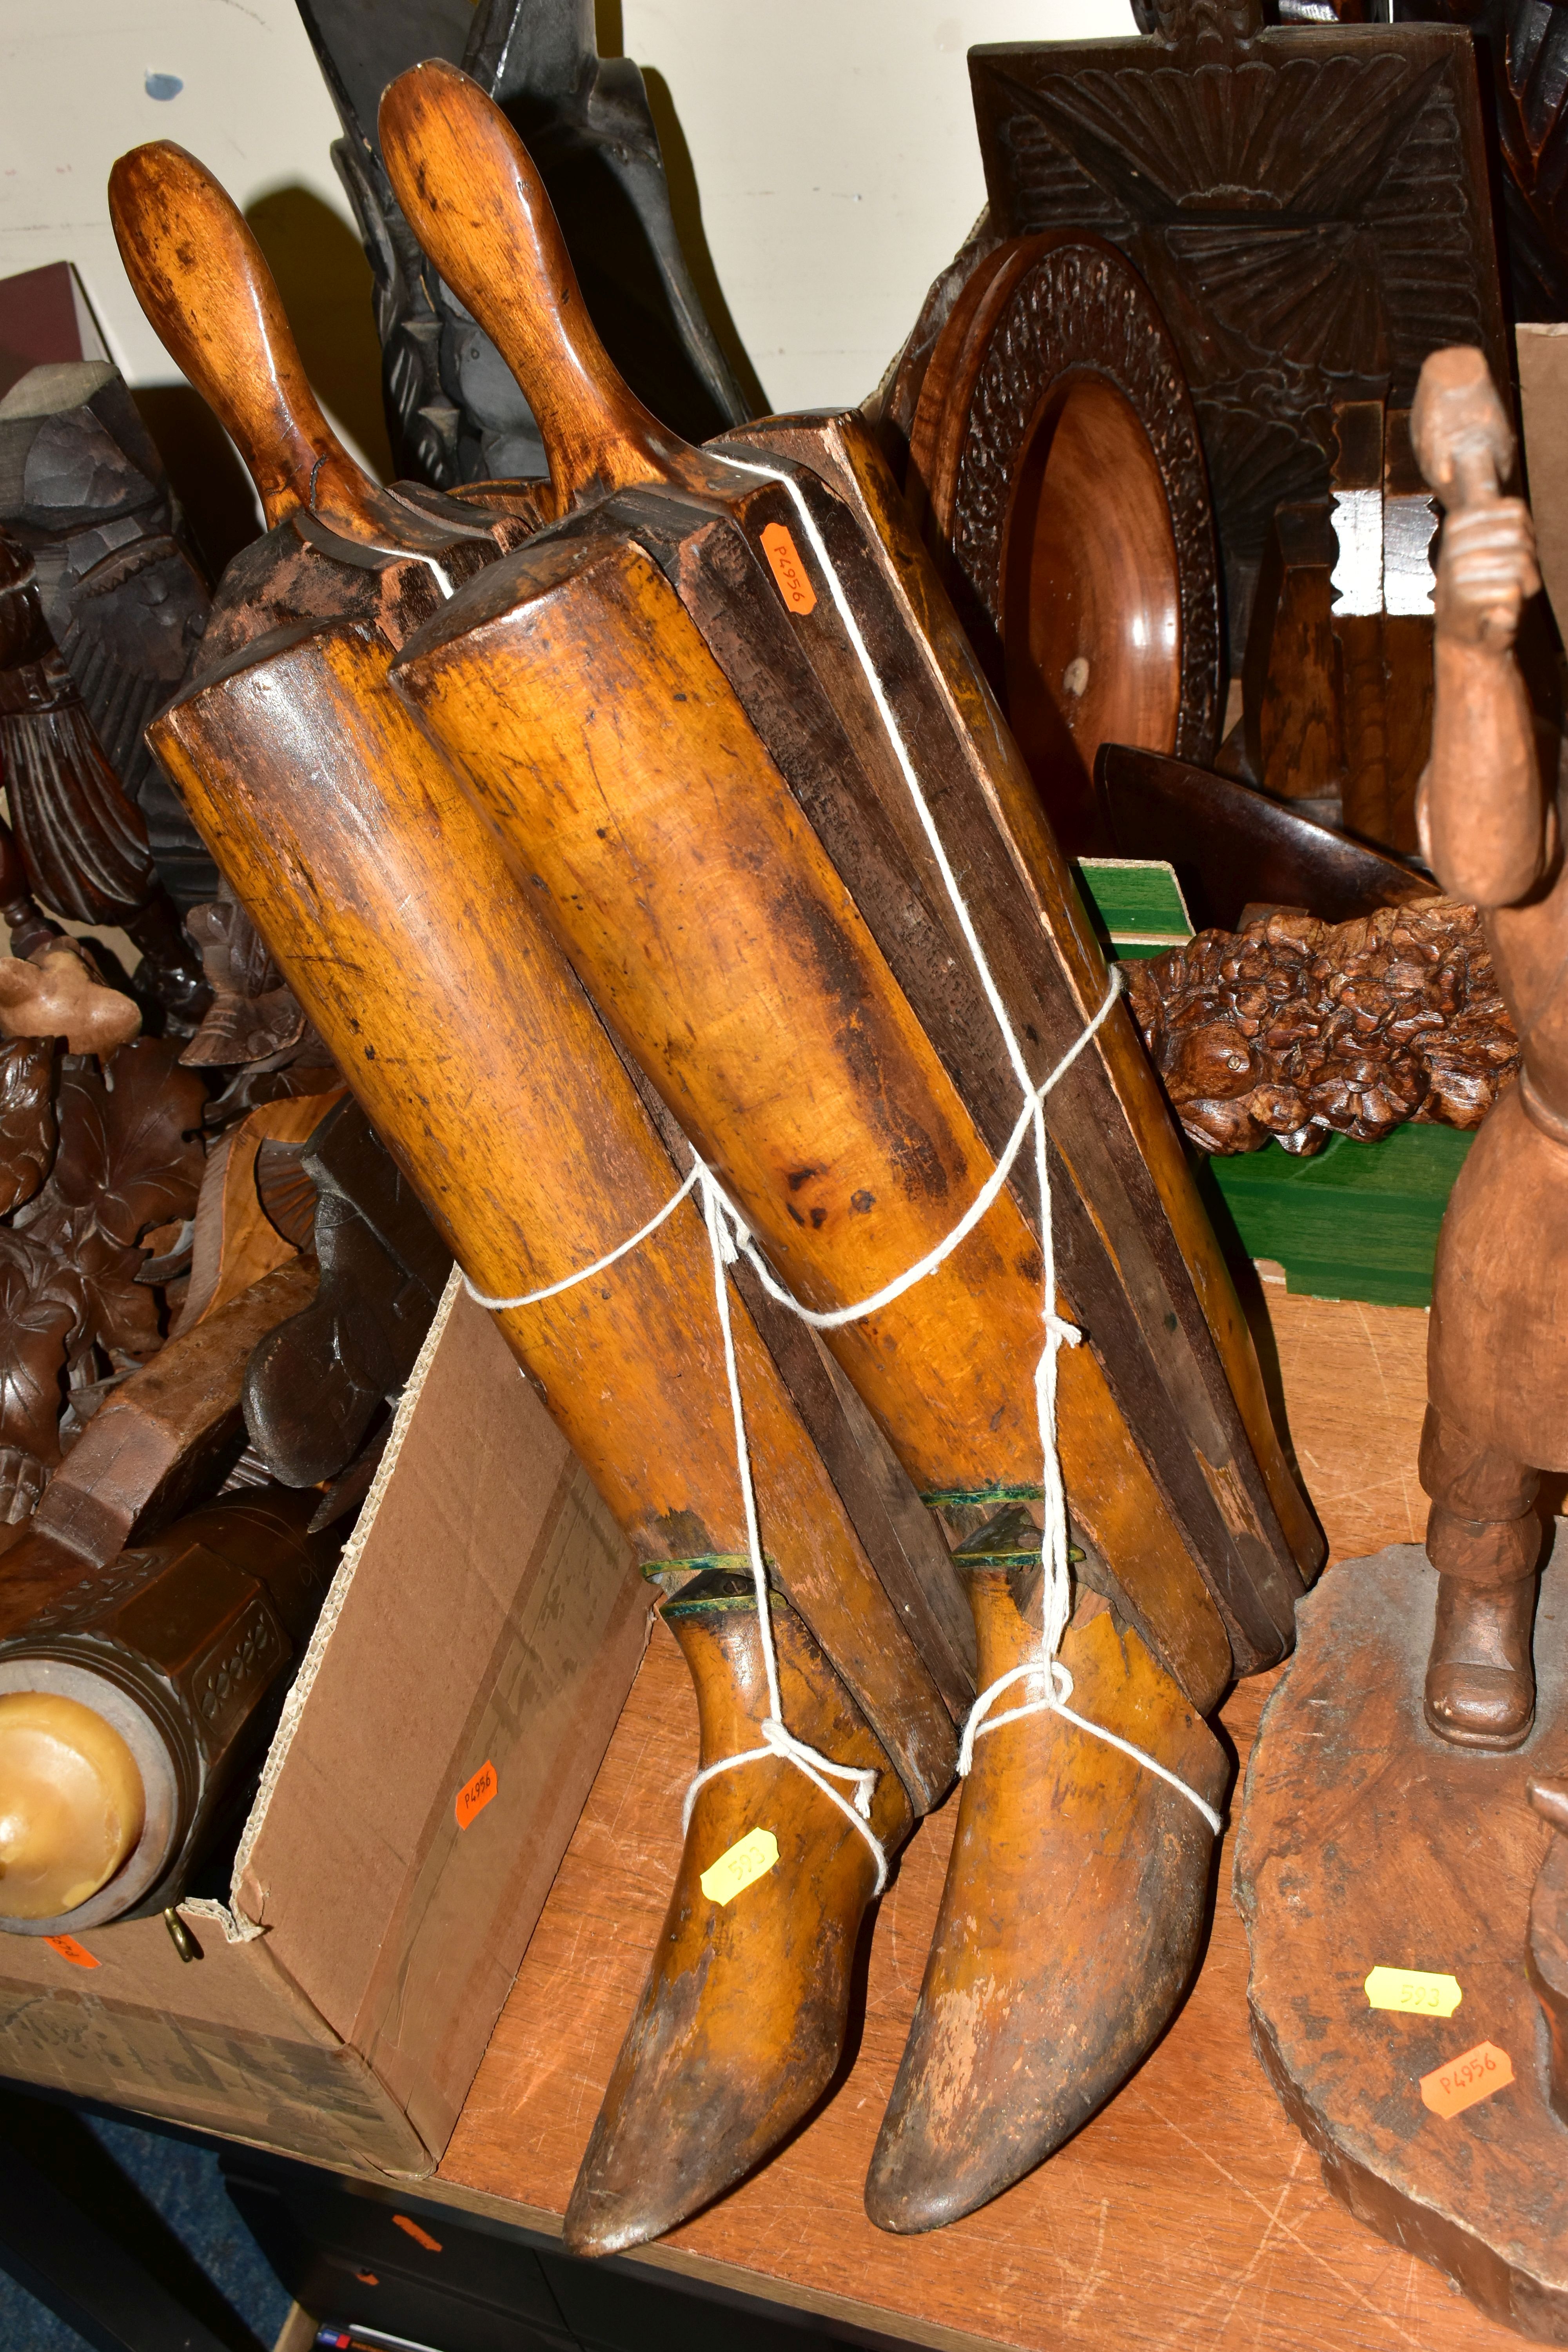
[700,1827,780,1907]
[1365,1966,1463,2018]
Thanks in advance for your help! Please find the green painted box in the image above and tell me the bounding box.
[1072,859,1472,1309]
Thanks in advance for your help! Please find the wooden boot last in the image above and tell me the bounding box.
[565,1572,912,2257]
[864,1570,1228,2234]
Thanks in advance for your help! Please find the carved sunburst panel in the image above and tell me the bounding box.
[971,25,1505,650]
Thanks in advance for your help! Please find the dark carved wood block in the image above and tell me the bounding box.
[970,0,1509,655]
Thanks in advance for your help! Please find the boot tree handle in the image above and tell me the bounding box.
[109,141,382,535]
[378,60,711,516]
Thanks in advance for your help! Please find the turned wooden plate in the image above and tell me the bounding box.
[906,230,1221,857]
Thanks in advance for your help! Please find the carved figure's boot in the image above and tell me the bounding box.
[864,1576,1227,2234]
[1420,1408,1542,1752]
[563,1570,915,2258]
[1423,1532,1540,1750]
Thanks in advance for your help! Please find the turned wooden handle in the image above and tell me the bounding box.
[378,60,706,514]
[109,141,379,533]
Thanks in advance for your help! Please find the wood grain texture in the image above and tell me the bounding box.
[1254,1271,1429,1566]
[154,625,956,1814]
[439,1659,1516,2352]
[109,142,383,538]
[377,61,724,519]
[905,230,1220,855]
[434,1279,1520,2348]
[1238,1542,1568,2340]
[733,412,1320,1624]
[398,528,1234,1708]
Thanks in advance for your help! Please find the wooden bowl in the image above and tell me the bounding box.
[907,232,1220,856]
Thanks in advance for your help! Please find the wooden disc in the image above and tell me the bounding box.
[908,232,1221,856]
[1236,1540,1568,2340]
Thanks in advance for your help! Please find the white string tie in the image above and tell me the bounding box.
[693,1168,890,1890]
[462,1161,701,1310]
[954,1658,1224,1834]
[459,445,1221,1861]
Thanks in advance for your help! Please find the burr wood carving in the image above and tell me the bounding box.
[1126,898,1518,1155]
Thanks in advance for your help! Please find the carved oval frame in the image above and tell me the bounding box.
[915,232,1223,773]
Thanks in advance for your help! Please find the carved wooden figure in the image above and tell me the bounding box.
[1408,345,1566,1750]
[114,137,965,2244]
[0,356,217,913]
[294,0,752,487]
[0,518,204,1023]
[376,64,1315,2237]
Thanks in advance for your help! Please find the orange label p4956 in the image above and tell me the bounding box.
[1421,2040,1514,2120]
[760,521,817,615]
[455,1759,497,1830]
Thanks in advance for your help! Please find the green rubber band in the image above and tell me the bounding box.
[639,1553,757,1583]
[953,1543,1086,1568]
[919,1483,1046,1509]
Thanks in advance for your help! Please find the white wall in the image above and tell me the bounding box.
[0,0,1129,463]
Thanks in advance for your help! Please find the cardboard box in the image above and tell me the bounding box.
[0,1273,646,2176]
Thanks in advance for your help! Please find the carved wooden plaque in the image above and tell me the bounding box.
[970,2,1508,654]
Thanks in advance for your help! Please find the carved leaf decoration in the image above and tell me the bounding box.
[254,1137,319,1250]
[57,533,209,802]
[39,1037,206,1244]
[0,1225,89,1463]
[0,1038,56,1218]
[0,697,158,924]
[15,1036,205,1359]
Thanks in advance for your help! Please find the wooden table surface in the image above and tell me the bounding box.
[431,1279,1528,2351]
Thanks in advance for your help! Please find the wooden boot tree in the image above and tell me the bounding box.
[868,1579,1226,2230]
[567,1573,913,2254]
[115,138,966,2243]
[378,61,1318,2231]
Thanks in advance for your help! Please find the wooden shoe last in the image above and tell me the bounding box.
[865,1581,1228,2233]
[565,1575,912,2256]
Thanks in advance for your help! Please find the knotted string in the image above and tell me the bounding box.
[458,443,1221,1862]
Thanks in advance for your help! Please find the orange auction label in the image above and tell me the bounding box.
[454,1759,497,1830]
[391,2214,443,2253]
[760,521,817,615]
[1420,2040,1514,2120]
[44,1934,99,1969]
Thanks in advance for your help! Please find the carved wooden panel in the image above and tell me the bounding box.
[971,0,1509,654]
